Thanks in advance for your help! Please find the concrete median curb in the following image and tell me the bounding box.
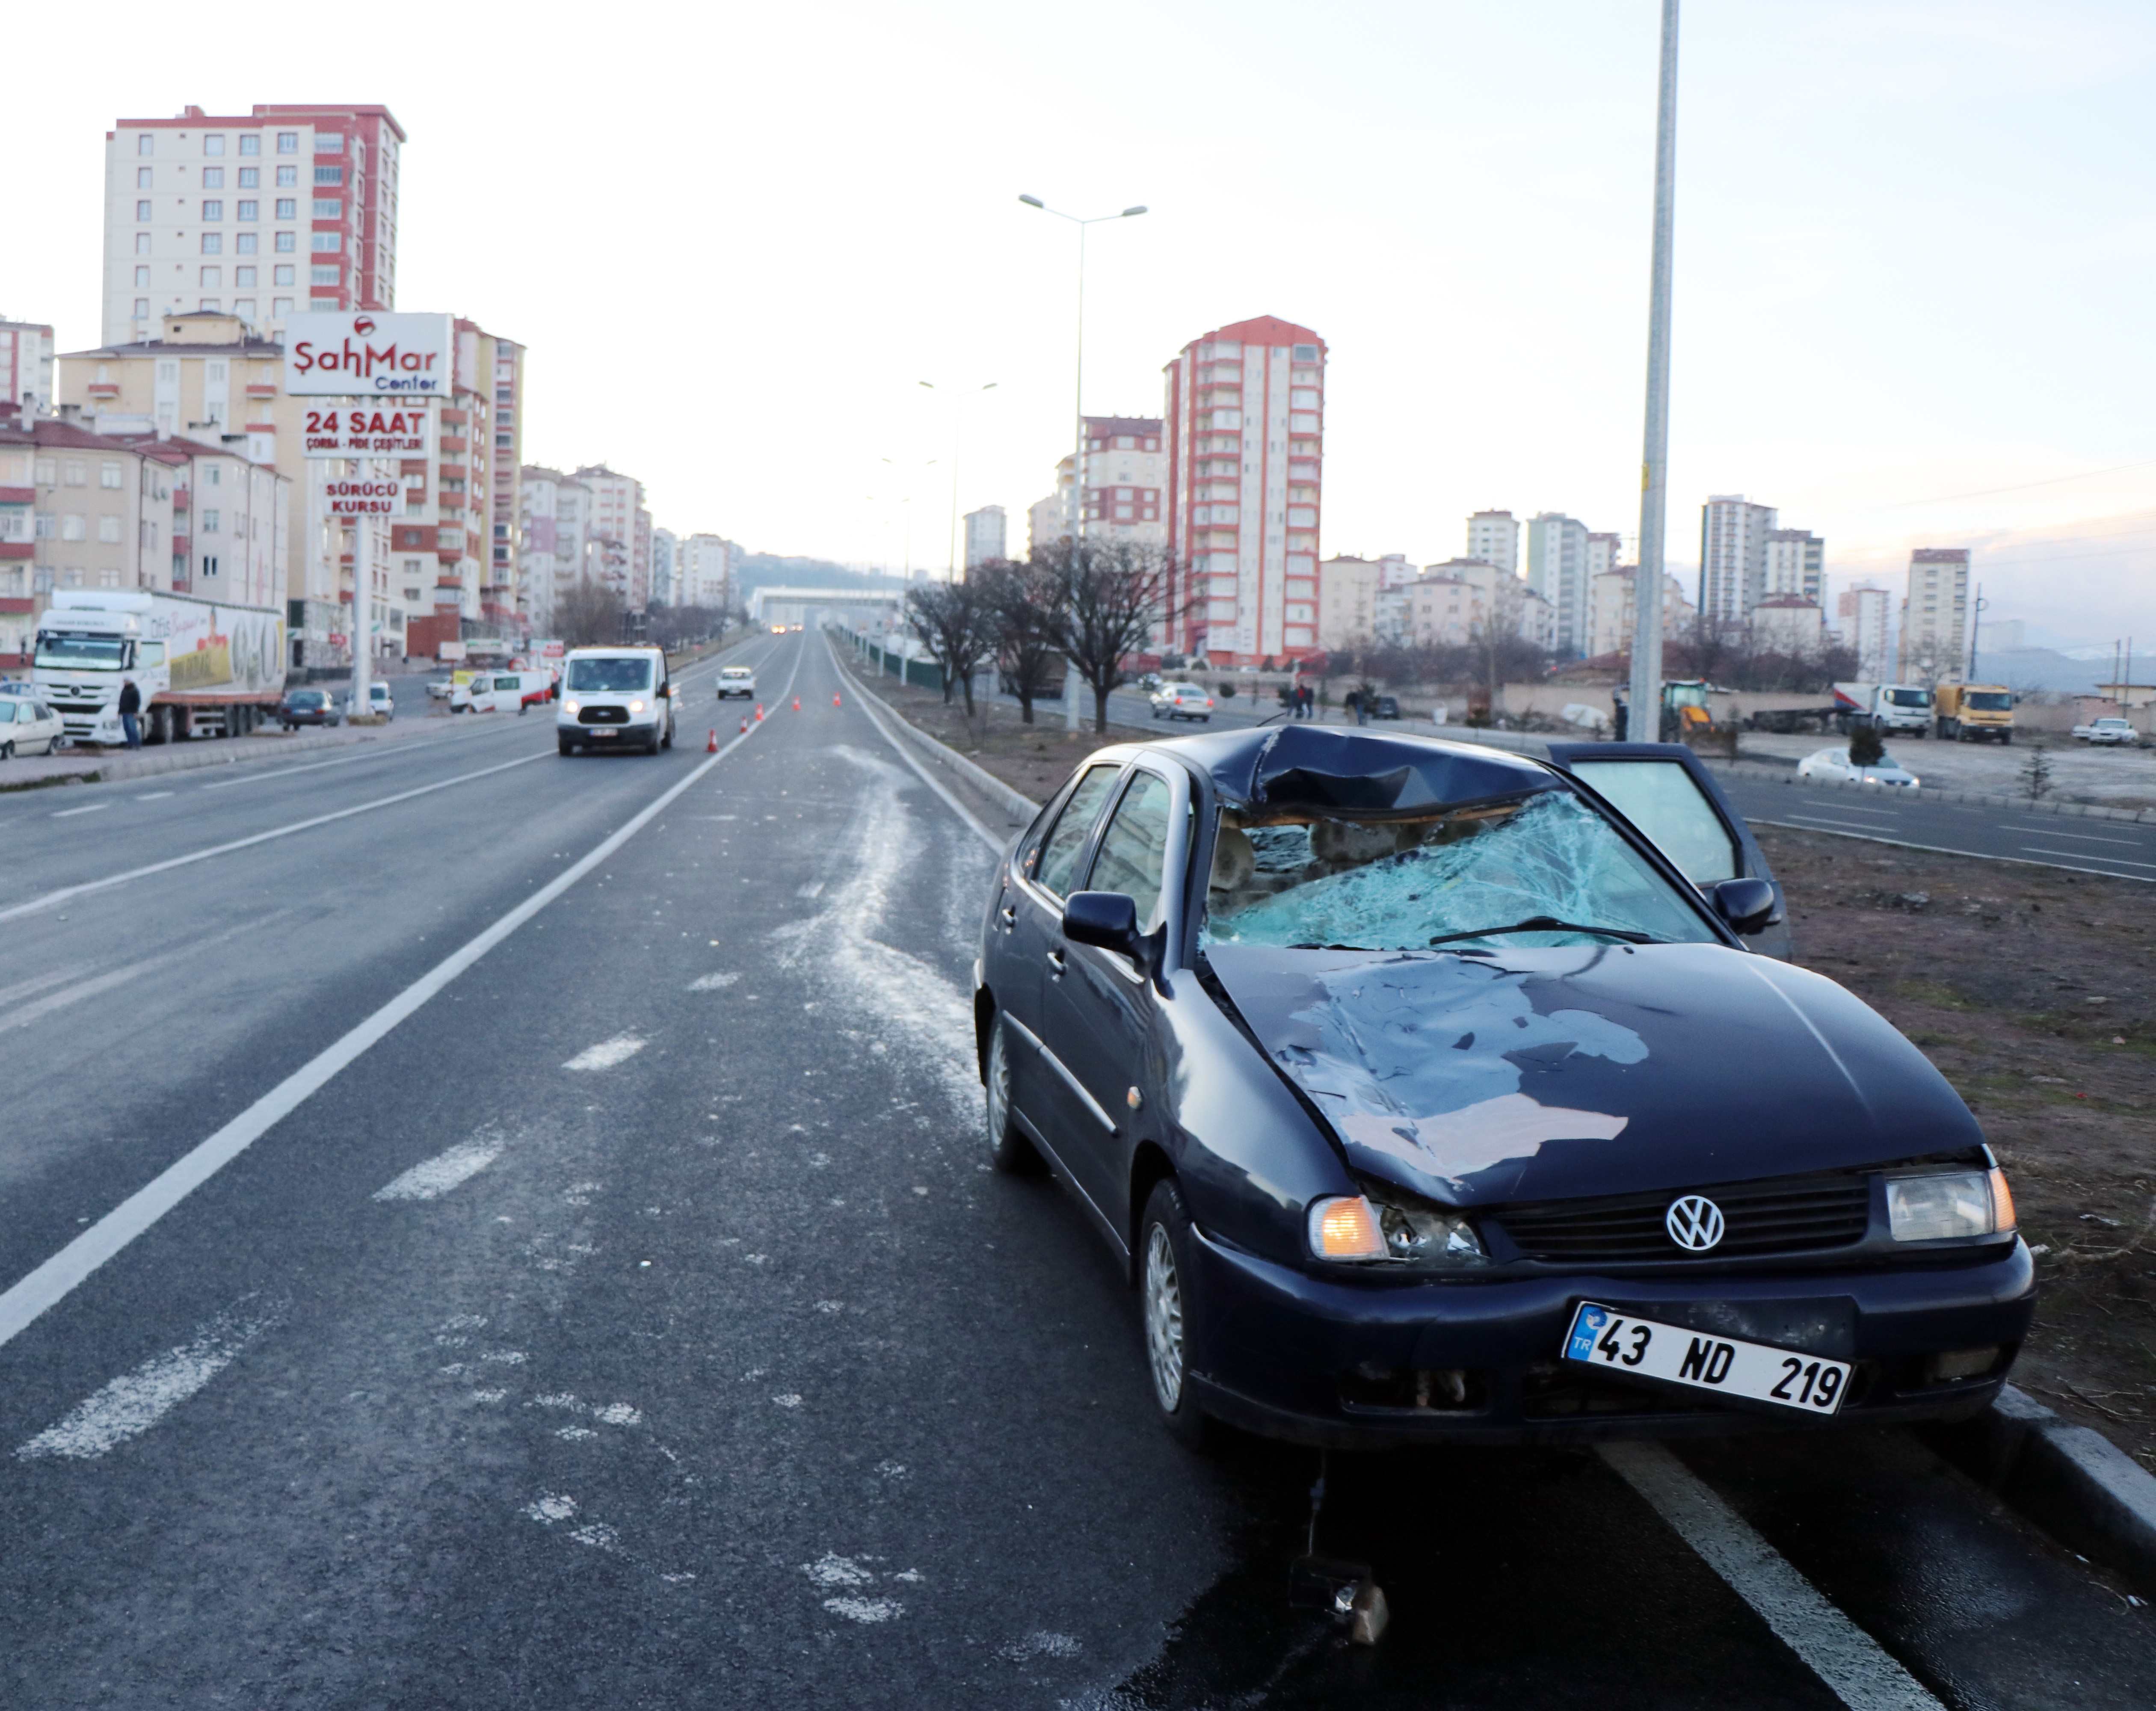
[833,657,1042,825]
[1927,1385,2156,1596]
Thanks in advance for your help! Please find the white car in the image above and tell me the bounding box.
[1798,745,1920,788]
[0,690,65,758]
[345,681,395,719]
[2072,718,2139,747]
[716,666,756,700]
[1149,683,1214,722]
[557,645,677,755]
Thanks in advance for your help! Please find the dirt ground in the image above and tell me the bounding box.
[862,674,2156,1462]
[1753,825,2156,1463]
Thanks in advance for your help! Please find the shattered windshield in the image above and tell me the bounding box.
[1201,790,1717,952]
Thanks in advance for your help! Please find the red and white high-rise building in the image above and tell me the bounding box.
[103,104,404,346]
[1163,316,1326,663]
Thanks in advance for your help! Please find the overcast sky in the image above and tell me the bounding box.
[6,0,2153,649]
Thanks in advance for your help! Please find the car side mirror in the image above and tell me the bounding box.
[1063,890,1146,967]
[1712,876,1780,935]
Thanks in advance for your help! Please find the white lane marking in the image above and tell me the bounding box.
[50,802,110,818]
[1782,814,1917,834]
[195,731,492,789]
[1999,825,2147,844]
[563,1034,646,1071]
[138,791,173,800]
[0,959,168,1034]
[15,1294,287,1460]
[687,971,739,990]
[1599,1442,1945,1711]
[2023,846,2156,869]
[824,1596,903,1623]
[0,749,551,927]
[1742,818,2155,883]
[0,965,96,1006]
[0,646,808,1354]
[372,1139,503,1201]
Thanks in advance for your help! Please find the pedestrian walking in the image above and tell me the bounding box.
[118,677,143,749]
[1298,683,1314,719]
[1342,688,1359,725]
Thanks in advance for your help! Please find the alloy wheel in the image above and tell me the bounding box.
[985,1027,1011,1151]
[1144,1222,1186,1412]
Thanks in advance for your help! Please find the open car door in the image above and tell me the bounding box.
[1545,741,1792,960]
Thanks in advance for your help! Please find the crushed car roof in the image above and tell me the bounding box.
[1156,724,1558,816]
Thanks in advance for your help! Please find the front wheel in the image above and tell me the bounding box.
[0,741,12,762]
[1140,1179,1211,1449]
[558,735,576,756]
[983,1020,1040,1174]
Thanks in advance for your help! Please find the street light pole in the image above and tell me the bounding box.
[920,380,997,579]
[1626,0,1680,743]
[1019,195,1146,542]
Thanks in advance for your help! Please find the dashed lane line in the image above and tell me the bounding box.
[0,640,805,1352]
[0,750,551,926]
[1600,1442,1946,1710]
[372,1140,504,1202]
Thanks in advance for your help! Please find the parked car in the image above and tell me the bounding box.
[717,666,757,701]
[1372,695,1403,721]
[1149,683,1214,722]
[0,690,66,758]
[345,681,394,719]
[2071,717,2140,747]
[1796,745,1920,787]
[278,688,342,728]
[974,725,2029,1447]
[426,675,454,701]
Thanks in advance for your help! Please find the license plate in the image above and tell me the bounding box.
[589,729,617,739]
[1562,1302,1851,1415]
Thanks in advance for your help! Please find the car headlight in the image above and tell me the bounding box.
[563,699,580,716]
[630,699,646,714]
[1886,1168,2014,1241]
[1308,1193,1487,1268]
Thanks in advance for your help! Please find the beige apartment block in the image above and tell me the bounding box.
[1316,554,1380,650]
[1900,548,1970,684]
[1585,566,1695,660]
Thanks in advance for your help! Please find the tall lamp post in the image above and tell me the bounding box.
[1018,195,1146,541]
[918,379,997,578]
[1626,0,1681,742]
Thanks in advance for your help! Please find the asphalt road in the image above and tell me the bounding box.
[3,627,2153,1708]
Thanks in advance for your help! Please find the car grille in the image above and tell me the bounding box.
[578,706,628,725]
[50,699,104,716]
[1492,1172,1872,1264]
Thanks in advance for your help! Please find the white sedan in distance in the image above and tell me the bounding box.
[1798,745,1921,788]
[1148,683,1215,722]
[716,666,756,701]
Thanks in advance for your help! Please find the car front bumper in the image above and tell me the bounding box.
[557,719,657,740]
[1182,1223,2035,1446]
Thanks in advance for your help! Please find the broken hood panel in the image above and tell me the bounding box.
[1202,943,1981,1207]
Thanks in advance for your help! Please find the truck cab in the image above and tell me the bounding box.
[1934,684,2015,743]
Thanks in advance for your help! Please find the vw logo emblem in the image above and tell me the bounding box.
[1666,1195,1726,1252]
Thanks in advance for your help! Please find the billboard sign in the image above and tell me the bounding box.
[302,403,431,460]
[284,312,453,398]
[324,477,401,517]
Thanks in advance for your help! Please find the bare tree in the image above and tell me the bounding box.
[1042,538,1189,733]
[903,578,996,713]
[975,557,1065,725]
[557,575,624,648]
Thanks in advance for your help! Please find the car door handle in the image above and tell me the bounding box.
[999,906,1016,930]
[1045,948,1065,977]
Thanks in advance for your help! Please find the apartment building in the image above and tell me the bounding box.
[1764,528,1824,603]
[651,527,678,606]
[575,465,647,608]
[1466,509,1519,576]
[1838,584,1893,681]
[485,335,525,631]
[1899,548,1970,684]
[103,104,404,347]
[1078,417,1165,545]
[1163,315,1326,663]
[962,504,1006,569]
[1584,565,1696,661]
[1698,495,1777,630]
[1,321,55,415]
[678,533,737,610]
[1751,595,1825,654]
[396,320,521,657]
[1381,568,1487,648]
[1315,555,1379,650]
[0,417,29,664]
[1025,494,1061,559]
[518,465,593,634]
[1525,512,1592,656]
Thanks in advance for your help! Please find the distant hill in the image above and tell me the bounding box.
[1975,647,2121,696]
[735,554,906,595]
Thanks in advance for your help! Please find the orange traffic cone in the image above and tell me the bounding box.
[755,704,764,721]
[739,716,748,734]
[832,693,842,707]
[707,728,718,752]
[792,696,801,712]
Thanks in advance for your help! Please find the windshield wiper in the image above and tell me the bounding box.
[1426,916,1657,947]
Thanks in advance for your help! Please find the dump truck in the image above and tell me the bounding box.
[34,589,287,745]
[1933,683,2015,743]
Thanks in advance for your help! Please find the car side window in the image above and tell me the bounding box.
[1086,770,1175,931]
[1565,758,1737,885]
[0,703,15,722]
[1033,764,1122,899]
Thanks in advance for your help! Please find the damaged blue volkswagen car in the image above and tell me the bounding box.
[974,725,2032,1446]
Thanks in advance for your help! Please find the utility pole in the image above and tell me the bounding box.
[1626,0,1681,743]
[1967,583,1986,680]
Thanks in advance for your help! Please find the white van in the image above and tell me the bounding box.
[557,646,676,755]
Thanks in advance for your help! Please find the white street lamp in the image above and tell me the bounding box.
[919,379,998,578]
[1018,195,1147,540]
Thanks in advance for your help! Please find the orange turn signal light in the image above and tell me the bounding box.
[1309,1195,1387,1261]
[1988,1168,2017,1232]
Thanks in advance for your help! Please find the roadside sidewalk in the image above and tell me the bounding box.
[0,712,475,793]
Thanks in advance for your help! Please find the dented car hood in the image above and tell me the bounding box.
[1201,942,1982,1207]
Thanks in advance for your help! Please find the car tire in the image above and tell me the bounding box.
[983,1020,1040,1175]
[1201,716,1211,723]
[0,741,11,762]
[558,735,575,756]
[1139,1178,1212,1450]
[661,724,673,750]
